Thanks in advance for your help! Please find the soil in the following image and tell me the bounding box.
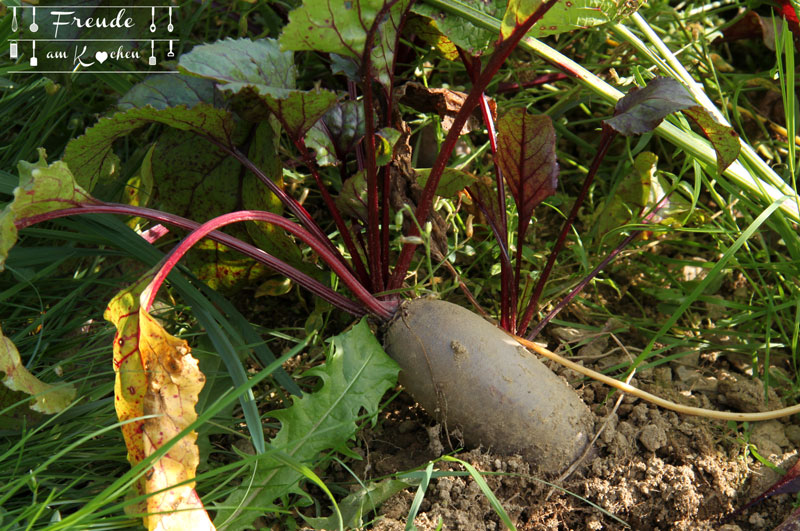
[351,329,800,530]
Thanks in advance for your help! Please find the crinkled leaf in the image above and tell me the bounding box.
[337,170,369,222]
[214,319,399,530]
[151,126,263,290]
[604,77,697,136]
[495,109,558,237]
[242,122,310,280]
[63,104,235,194]
[376,127,402,166]
[304,478,417,529]
[280,0,412,86]
[398,82,493,135]
[178,38,339,139]
[528,0,643,38]
[118,75,220,111]
[0,149,100,271]
[416,168,477,199]
[115,73,301,290]
[412,1,504,56]
[683,106,740,173]
[104,272,213,531]
[0,324,75,414]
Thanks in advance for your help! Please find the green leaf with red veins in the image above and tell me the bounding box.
[279,0,412,87]
[528,0,643,38]
[683,106,741,173]
[149,123,302,292]
[467,179,503,233]
[604,77,697,136]
[305,126,339,167]
[375,127,402,166]
[148,127,263,290]
[371,0,412,86]
[323,101,367,155]
[243,123,305,272]
[306,100,367,167]
[336,170,369,223]
[259,89,340,141]
[63,104,235,195]
[495,109,558,238]
[404,14,460,61]
[416,168,478,199]
[178,38,339,139]
[412,1,505,57]
[1,149,101,271]
[501,0,545,40]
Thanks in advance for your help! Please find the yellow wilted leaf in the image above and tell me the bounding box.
[0,324,76,414]
[105,272,214,531]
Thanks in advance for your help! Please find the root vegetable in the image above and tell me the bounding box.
[384,298,595,475]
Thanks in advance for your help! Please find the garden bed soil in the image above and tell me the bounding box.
[359,341,800,530]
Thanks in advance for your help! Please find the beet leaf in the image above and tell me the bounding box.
[412,0,505,56]
[279,0,412,87]
[117,74,221,111]
[305,100,366,167]
[683,106,741,173]
[63,103,235,194]
[105,271,213,529]
[604,77,697,135]
[526,0,643,37]
[494,108,557,330]
[495,108,558,247]
[178,38,339,140]
[416,168,477,199]
[337,170,370,223]
[0,324,76,415]
[0,149,100,268]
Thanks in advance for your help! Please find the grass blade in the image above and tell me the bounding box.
[441,455,517,531]
[405,461,435,530]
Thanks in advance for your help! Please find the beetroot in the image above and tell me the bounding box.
[384,298,594,475]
